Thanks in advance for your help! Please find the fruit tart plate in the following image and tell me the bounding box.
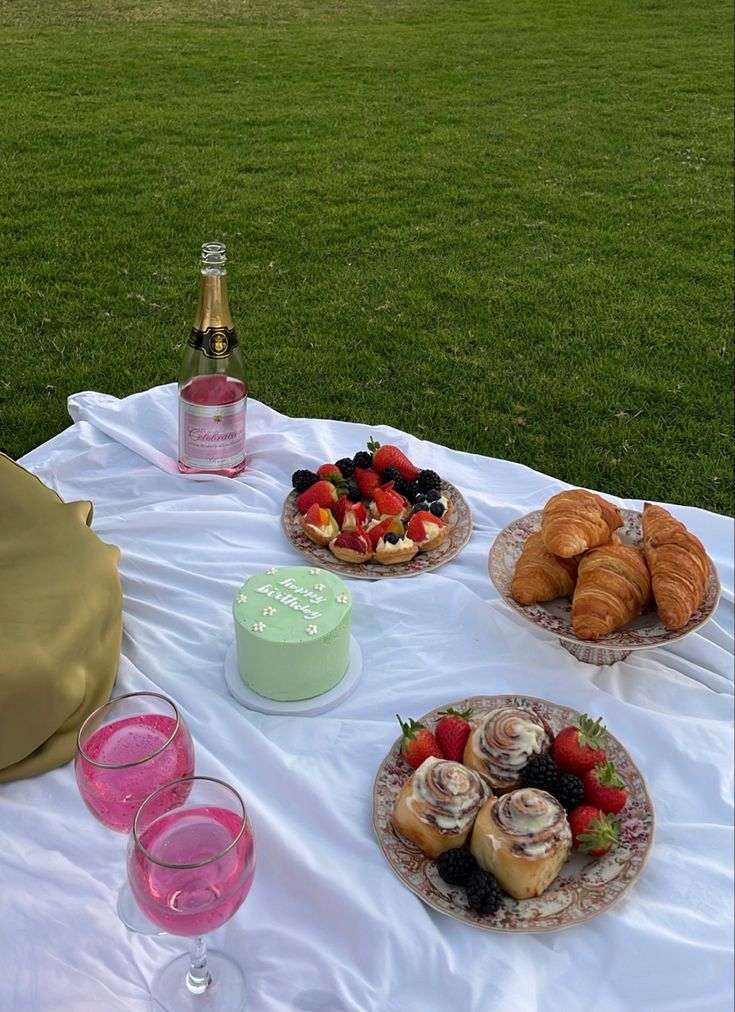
[488,509,721,665]
[281,480,472,580]
[373,694,655,933]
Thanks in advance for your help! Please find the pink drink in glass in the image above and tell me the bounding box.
[129,806,256,936]
[75,714,195,833]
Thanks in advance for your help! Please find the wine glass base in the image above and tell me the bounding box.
[117,882,167,936]
[151,951,246,1012]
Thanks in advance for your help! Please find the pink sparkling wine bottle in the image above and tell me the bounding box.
[178,242,248,476]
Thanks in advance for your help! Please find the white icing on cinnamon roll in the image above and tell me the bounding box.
[490,788,571,858]
[468,707,550,790]
[406,757,490,835]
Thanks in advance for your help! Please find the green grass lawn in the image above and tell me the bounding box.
[1,0,732,513]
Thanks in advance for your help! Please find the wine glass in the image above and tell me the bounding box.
[128,776,256,1012]
[75,691,196,934]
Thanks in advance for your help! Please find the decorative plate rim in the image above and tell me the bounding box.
[372,694,656,933]
[487,508,721,651]
[281,480,472,580]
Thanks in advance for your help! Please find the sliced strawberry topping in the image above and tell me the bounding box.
[372,482,409,516]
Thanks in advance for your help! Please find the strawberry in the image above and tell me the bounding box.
[406,510,445,544]
[434,708,472,762]
[549,714,607,777]
[296,479,339,514]
[317,463,343,483]
[333,495,368,529]
[372,481,409,517]
[368,437,419,481]
[354,466,382,500]
[366,516,394,549]
[396,715,442,768]
[331,527,371,555]
[302,502,327,526]
[582,761,628,814]
[568,805,621,857]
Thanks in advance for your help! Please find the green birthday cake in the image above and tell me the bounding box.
[232,565,352,701]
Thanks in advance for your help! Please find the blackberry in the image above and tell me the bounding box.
[425,489,441,503]
[430,502,445,518]
[436,848,478,886]
[466,869,502,915]
[345,483,362,503]
[401,481,420,502]
[555,773,585,811]
[292,469,319,494]
[522,753,559,792]
[382,466,402,484]
[352,450,373,469]
[417,469,442,493]
[335,457,354,479]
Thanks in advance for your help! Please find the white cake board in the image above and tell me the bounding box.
[224,635,363,716]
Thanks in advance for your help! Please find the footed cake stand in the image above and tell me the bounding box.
[224,635,363,715]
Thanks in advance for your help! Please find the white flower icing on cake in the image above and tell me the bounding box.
[232,565,352,701]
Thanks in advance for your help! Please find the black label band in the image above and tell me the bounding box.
[187,326,238,359]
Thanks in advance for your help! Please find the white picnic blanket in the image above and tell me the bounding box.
[2,384,733,1012]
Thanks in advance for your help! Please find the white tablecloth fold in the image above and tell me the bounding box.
[2,385,732,1012]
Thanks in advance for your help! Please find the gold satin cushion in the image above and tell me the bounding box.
[0,454,123,781]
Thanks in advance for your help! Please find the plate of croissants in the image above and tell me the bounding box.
[488,489,721,664]
[373,696,655,932]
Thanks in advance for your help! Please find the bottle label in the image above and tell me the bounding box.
[179,397,246,470]
[187,326,238,359]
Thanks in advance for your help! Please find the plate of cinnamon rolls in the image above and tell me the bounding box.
[488,489,721,664]
[373,696,655,932]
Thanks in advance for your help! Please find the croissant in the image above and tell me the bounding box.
[642,502,709,629]
[571,543,651,640]
[511,533,579,604]
[541,489,623,558]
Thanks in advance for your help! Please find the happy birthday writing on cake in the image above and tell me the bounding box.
[255,577,325,619]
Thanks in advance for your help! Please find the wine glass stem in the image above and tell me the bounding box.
[186,936,212,995]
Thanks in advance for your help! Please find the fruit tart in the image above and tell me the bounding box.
[328,526,373,564]
[289,441,464,571]
[300,504,340,546]
[374,531,418,565]
[368,482,411,523]
[406,511,450,553]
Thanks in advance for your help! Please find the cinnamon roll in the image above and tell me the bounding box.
[462,707,552,793]
[470,788,572,899]
[391,756,492,859]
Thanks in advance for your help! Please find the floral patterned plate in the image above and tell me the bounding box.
[373,694,655,933]
[488,509,721,664]
[281,480,472,580]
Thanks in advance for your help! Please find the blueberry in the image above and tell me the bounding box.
[430,502,445,517]
[384,532,399,544]
[413,501,429,513]
[425,489,441,502]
